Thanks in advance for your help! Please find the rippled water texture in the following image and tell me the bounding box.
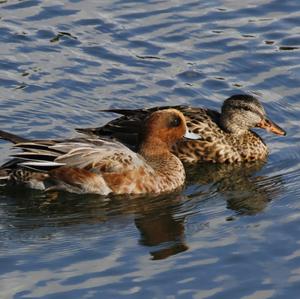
[1,0,300,298]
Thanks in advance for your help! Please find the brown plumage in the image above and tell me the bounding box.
[77,94,286,163]
[0,109,200,195]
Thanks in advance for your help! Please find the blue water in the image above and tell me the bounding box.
[1,0,300,298]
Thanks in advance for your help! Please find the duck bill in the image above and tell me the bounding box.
[184,130,202,140]
[256,118,286,136]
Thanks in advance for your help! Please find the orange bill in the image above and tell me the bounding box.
[256,118,286,136]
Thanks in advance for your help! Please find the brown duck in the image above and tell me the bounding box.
[77,94,286,164]
[0,109,201,195]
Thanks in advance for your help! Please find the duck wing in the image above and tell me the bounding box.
[1,137,153,194]
[3,138,148,173]
[76,105,188,136]
[75,106,170,144]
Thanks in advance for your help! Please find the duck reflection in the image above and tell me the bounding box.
[0,161,284,260]
[185,160,283,215]
[133,194,188,260]
[0,187,190,260]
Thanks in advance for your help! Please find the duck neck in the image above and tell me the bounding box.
[138,136,185,189]
[220,114,247,136]
[138,136,171,158]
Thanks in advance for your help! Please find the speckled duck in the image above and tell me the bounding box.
[77,94,286,163]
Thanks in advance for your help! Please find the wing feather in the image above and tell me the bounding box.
[5,138,151,174]
[54,139,148,173]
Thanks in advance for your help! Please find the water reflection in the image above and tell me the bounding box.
[0,0,299,296]
[0,160,284,259]
[186,161,284,215]
[134,195,188,260]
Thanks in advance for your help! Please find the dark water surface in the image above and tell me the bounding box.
[1,0,300,298]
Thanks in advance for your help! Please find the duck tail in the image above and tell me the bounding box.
[76,109,140,136]
[0,169,9,186]
[98,108,145,116]
[0,130,29,144]
[98,105,184,116]
[75,127,100,136]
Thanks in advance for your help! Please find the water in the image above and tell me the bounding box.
[0,0,300,298]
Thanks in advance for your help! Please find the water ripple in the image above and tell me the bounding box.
[0,0,300,298]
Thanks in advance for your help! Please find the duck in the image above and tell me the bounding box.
[77,94,286,164]
[0,109,201,195]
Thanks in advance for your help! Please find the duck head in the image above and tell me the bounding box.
[141,109,201,151]
[220,94,286,136]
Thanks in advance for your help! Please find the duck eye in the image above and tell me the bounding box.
[169,116,181,128]
[240,106,264,118]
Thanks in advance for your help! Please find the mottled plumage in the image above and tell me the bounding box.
[0,109,200,195]
[77,94,286,163]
